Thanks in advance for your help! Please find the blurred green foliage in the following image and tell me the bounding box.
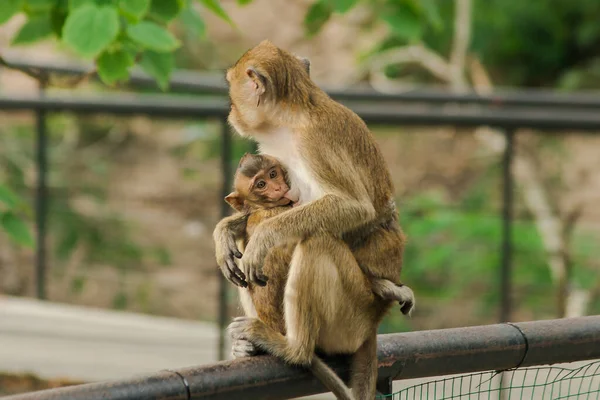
[0,0,231,89]
[304,0,600,89]
[0,117,172,307]
[380,168,600,333]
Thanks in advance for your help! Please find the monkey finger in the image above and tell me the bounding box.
[228,272,247,288]
[226,237,242,259]
[250,268,268,286]
[226,260,247,287]
[255,273,268,286]
[223,268,246,288]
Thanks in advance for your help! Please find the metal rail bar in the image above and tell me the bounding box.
[4,316,599,400]
[2,94,600,130]
[4,58,600,109]
[34,77,48,300]
[500,129,515,322]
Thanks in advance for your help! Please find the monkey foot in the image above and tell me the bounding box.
[232,339,262,358]
[228,316,260,342]
[394,285,415,316]
[399,300,414,315]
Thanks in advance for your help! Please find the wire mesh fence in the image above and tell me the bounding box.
[379,360,600,400]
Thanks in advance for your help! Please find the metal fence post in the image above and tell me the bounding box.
[377,378,393,397]
[500,128,515,323]
[35,74,48,300]
[218,119,233,360]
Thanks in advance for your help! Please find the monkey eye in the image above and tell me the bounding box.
[256,180,266,189]
[269,169,277,179]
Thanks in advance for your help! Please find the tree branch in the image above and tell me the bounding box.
[363,44,453,83]
[0,54,46,82]
[449,0,472,91]
[0,53,96,87]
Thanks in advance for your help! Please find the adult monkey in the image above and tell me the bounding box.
[216,40,402,399]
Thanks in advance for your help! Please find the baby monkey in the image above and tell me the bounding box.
[225,153,414,315]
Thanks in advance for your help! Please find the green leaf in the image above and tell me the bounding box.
[304,0,332,37]
[0,0,22,24]
[68,0,93,9]
[139,50,173,90]
[24,0,56,11]
[382,4,422,41]
[198,0,233,25]
[127,21,180,52]
[180,6,205,38]
[97,49,135,84]
[0,186,19,209]
[237,0,251,4]
[1,211,34,247]
[62,4,120,58]
[331,0,357,14]
[421,0,442,30]
[149,0,183,22]
[119,0,150,20]
[12,15,53,45]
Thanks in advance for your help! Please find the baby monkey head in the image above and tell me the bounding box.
[225,153,293,212]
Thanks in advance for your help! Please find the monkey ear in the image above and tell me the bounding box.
[246,67,266,99]
[238,153,250,166]
[296,56,310,75]
[225,192,245,212]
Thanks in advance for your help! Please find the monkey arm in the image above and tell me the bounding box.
[241,193,376,285]
[213,212,250,287]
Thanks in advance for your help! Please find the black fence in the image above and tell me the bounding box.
[3,316,600,400]
[1,60,600,362]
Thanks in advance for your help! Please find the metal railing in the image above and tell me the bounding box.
[1,60,600,362]
[3,316,599,400]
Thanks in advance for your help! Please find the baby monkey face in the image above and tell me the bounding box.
[245,163,291,208]
[226,154,295,212]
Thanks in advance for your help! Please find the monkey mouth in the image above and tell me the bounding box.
[282,189,299,203]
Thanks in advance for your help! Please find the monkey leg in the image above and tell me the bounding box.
[350,332,378,399]
[369,278,415,316]
[230,287,261,359]
[230,235,375,364]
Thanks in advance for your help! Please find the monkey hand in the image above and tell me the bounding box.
[214,233,247,288]
[241,228,274,286]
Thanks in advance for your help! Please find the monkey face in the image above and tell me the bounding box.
[226,154,293,211]
[245,164,292,208]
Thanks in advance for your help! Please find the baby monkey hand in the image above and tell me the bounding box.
[241,228,272,286]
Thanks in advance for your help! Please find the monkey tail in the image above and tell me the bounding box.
[310,355,355,400]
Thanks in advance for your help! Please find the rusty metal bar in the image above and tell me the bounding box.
[5,316,599,400]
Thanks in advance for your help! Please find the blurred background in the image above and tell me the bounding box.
[0,0,599,397]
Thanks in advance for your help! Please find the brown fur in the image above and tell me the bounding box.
[214,40,412,399]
